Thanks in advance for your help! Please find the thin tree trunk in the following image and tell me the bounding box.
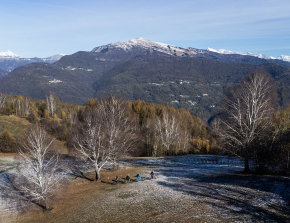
[287,150,289,169]
[244,157,250,173]
[153,144,157,157]
[113,161,119,170]
[95,168,100,181]
[44,199,50,210]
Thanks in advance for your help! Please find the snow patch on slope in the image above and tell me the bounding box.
[277,55,290,62]
[92,37,197,56]
[43,54,66,62]
[207,47,289,62]
[92,38,290,63]
[0,50,20,58]
[0,51,65,62]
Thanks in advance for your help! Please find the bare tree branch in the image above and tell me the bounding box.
[3,125,63,210]
[73,96,138,180]
[46,93,56,117]
[213,71,277,171]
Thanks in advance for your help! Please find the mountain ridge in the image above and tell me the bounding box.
[0,51,65,72]
[92,38,290,63]
[207,47,290,62]
[0,38,290,120]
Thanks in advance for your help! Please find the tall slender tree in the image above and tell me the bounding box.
[154,112,181,154]
[214,70,277,172]
[73,96,138,180]
[0,93,6,110]
[46,93,56,117]
[17,125,61,210]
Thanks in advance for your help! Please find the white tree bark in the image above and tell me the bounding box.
[214,71,276,171]
[17,125,61,210]
[0,94,6,110]
[73,96,138,180]
[23,97,31,117]
[155,112,181,154]
[46,93,56,117]
[74,112,106,180]
[15,97,30,117]
[177,130,190,153]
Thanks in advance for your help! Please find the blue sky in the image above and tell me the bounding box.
[0,0,289,57]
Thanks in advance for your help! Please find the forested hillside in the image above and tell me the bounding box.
[0,39,290,120]
[0,69,7,78]
[0,93,213,156]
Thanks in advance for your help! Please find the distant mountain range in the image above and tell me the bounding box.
[207,48,290,62]
[0,38,289,120]
[0,50,65,72]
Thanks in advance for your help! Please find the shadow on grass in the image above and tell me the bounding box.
[157,168,289,222]
[65,157,95,181]
[0,173,49,212]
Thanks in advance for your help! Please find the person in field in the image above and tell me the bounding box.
[114,176,119,184]
[125,174,131,183]
[136,173,141,181]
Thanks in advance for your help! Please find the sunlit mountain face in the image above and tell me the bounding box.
[0,38,290,121]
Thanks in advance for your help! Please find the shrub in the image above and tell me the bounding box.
[0,129,16,152]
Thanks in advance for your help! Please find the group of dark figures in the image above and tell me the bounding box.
[113,171,156,184]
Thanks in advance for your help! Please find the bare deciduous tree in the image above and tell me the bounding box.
[0,93,6,110]
[16,125,61,210]
[100,96,138,168]
[143,119,159,156]
[23,97,31,117]
[214,71,277,172]
[143,112,191,156]
[46,93,56,117]
[155,112,181,154]
[73,108,105,180]
[177,129,190,154]
[73,96,138,180]
[15,96,30,117]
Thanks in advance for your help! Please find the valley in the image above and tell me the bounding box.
[1,1,290,222]
[1,38,290,120]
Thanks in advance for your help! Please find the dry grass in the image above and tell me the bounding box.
[0,115,68,155]
[0,115,30,137]
[2,155,288,223]
[51,140,68,155]
[15,167,147,223]
[0,153,16,158]
[11,166,217,223]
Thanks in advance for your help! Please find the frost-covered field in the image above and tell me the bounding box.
[0,156,18,223]
[112,155,289,222]
[0,155,289,223]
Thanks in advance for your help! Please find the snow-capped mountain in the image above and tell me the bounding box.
[277,55,290,62]
[0,51,65,72]
[0,50,20,58]
[92,38,290,64]
[92,37,200,56]
[207,47,289,62]
[1,37,290,121]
